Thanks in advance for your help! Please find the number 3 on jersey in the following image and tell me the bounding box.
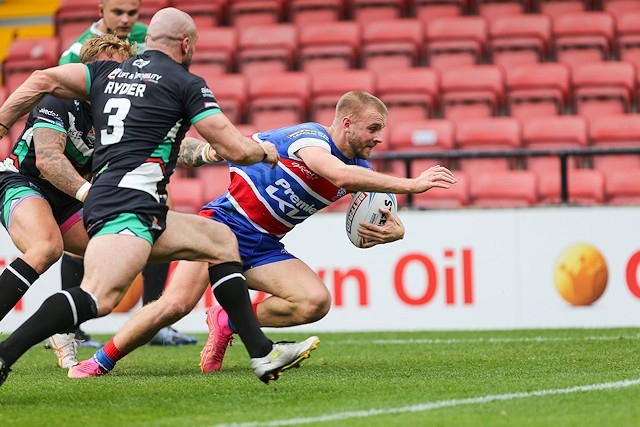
[101,98,131,145]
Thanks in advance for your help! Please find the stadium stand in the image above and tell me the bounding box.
[571,61,636,120]
[349,0,405,24]
[289,0,344,25]
[469,169,538,208]
[424,15,488,71]
[190,26,238,74]
[505,62,572,119]
[227,0,284,28]
[537,168,605,206]
[413,169,470,209]
[310,68,377,124]
[195,163,232,202]
[375,67,440,122]
[297,21,360,74]
[412,0,466,24]
[552,11,615,70]
[605,168,640,205]
[588,114,640,172]
[537,0,588,18]
[236,23,297,76]
[488,14,552,68]
[167,177,206,214]
[360,18,423,73]
[2,37,59,92]
[475,0,530,18]
[439,64,505,121]
[455,117,522,174]
[521,115,589,173]
[246,71,311,129]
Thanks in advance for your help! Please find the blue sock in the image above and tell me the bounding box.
[228,318,237,333]
[94,348,116,372]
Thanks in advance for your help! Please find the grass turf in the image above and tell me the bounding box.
[0,328,639,427]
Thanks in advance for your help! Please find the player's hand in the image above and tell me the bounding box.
[259,142,279,169]
[414,165,457,192]
[357,207,405,248]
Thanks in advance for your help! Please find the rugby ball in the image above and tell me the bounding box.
[345,191,398,248]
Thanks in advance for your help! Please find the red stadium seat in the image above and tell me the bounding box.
[171,0,223,28]
[424,16,488,71]
[190,27,237,75]
[3,38,60,93]
[605,168,640,205]
[522,115,589,173]
[588,114,640,171]
[350,0,405,24]
[375,67,440,122]
[488,14,552,68]
[360,18,423,73]
[310,69,377,124]
[195,163,232,202]
[228,0,284,28]
[289,0,344,25]
[505,62,571,120]
[413,169,470,209]
[455,117,521,174]
[298,21,360,74]
[537,168,605,206]
[388,118,456,175]
[572,61,636,120]
[137,0,170,24]
[412,0,466,25]
[603,0,640,19]
[203,73,249,124]
[476,0,529,19]
[552,12,615,70]
[168,177,206,214]
[469,170,538,208]
[537,0,587,19]
[616,11,640,85]
[55,0,98,43]
[247,71,311,129]
[236,24,297,76]
[439,64,505,121]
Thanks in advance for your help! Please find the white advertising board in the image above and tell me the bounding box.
[1,205,639,333]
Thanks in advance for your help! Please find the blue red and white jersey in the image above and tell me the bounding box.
[203,122,371,237]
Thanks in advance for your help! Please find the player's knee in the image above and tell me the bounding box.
[298,289,332,323]
[27,240,64,272]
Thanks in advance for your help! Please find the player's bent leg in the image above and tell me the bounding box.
[81,234,151,316]
[246,259,332,327]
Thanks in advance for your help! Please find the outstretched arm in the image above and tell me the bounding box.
[193,113,279,168]
[298,145,457,194]
[0,64,88,138]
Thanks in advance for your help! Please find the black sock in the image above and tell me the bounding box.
[0,287,97,367]
[0,258,39,322]
[209,262,272,358]
[142,262,170,305]
[60,252,83,290]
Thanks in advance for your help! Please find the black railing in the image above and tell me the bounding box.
[371,146,640,207]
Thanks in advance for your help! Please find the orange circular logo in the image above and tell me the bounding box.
[554,243,608,306]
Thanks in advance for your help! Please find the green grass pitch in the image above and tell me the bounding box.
[1,328,639,427]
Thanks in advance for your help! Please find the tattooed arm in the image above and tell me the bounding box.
[33,127,91,200]
[177,136,225,168]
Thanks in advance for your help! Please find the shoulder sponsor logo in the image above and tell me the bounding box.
[132,58,150,68]
[204,102,219,109]
[201,87,215,98]
[287,128,329,141]
[290,161,317,180]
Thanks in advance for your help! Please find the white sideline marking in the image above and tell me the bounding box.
[212,379,640,427]
[339,334,640,345]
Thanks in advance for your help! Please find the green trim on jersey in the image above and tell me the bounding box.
[1,186,42,227]
[152,139,172,164]
[11,140,30,165]
[84,64,91,96]
[33,121,66,133]
[191,108,221,125]
[92,212,154,244]
[59,21,147,65]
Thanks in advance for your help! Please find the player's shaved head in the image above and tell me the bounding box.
[146,7,197,47]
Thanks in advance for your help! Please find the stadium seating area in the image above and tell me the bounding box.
[3,0,640,211]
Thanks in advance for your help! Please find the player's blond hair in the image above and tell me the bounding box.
[79,33,136,64]
[334,91,388,122]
